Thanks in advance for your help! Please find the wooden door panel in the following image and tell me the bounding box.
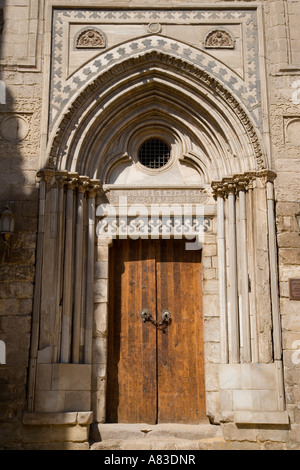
[106,239,206,424]
[106,239,157,423]
[156,240,206,423]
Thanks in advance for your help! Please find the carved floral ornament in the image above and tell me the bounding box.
[76,28,106,49]
[204,29,235,49]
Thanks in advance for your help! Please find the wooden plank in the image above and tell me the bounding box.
[156,240,206,423]
[106,240,157,423]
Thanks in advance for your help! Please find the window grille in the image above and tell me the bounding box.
[138,138,171,169]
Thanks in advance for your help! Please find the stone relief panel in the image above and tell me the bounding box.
[204,29,235,49]
[50,8,262,134]
[0,98,41,155]
[75,28,106,49]
[284,117,300,146]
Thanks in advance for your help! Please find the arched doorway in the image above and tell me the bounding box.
[27,37,287,431]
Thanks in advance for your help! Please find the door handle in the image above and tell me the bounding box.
[140,309,172,332]
[140,309,151,323]
[162,310,171,323]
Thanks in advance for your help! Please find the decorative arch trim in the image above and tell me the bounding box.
[49,35,261,131]
[47,48,266,179]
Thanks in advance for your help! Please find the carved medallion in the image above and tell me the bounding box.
[0,115,29,142]
[204,29,234,49]
[148,23,162,34]
[76,28,106,49]
[285,117,300,145]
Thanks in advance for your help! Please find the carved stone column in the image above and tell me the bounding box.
[61,174,79,363]
[214,187,228,364]
[72,177,90,364]
[28,170,101,414]
[213,173,255,364]
[237,178,252,363]
[227,183,240,363]
[84,181,101,365]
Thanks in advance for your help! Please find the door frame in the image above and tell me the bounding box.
[93,201,216,425]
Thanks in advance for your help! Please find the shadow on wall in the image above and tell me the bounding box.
[0,3,40,449]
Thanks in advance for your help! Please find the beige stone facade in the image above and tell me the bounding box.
[0,0,299,450]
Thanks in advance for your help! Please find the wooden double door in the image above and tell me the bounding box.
[106,239,206,424]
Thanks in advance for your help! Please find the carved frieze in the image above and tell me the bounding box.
[106,188,209,205]
[50,8,262,133]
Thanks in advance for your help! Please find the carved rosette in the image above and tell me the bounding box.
[76,28,106,49]
[204,29,234,49]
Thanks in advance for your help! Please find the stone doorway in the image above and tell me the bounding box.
[106,238,206,424]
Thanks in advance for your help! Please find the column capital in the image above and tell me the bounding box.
[88,179,102,198]
[66,173,80,190]
[212,171,266,198]
[78,176,90,194]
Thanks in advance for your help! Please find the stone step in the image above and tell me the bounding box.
[90,423,228,450]
[90,437,229,451]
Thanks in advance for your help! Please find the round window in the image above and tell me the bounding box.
[138,138,171,169]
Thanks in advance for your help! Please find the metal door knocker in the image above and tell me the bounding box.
[140,309,172,333]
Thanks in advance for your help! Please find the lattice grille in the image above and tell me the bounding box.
[138,139,171,169]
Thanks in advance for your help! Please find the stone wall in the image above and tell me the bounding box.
[266,0,300,446]
[0,0,42,449]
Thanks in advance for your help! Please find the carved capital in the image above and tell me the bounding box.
[78,176,91,194]
[255,169,277,187]
[66,172,79,190]
[55,170,69,189]
[36,169,57,189]
[212,171,260,198]
[88,179,102,198]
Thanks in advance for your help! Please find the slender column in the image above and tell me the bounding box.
[228,186,240,363]
[72,178,89,363]
[239,188,251,362]
[28,176,47,411]
[54,173,67,362]
[60,176,78,363]
[266,180,282,361]
[84,182,100,364]
[217,194,228,363]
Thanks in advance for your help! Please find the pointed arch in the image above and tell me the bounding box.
[47,42,266,183]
